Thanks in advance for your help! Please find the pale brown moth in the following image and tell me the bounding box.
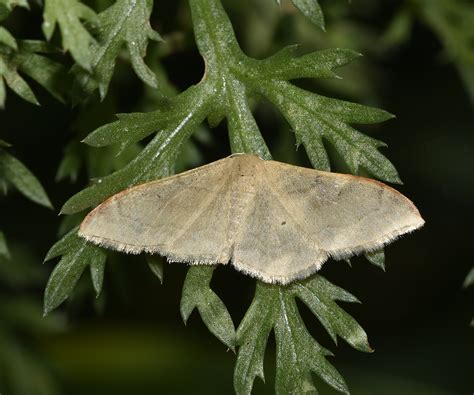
[79,154,424,284]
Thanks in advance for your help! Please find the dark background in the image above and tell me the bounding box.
[1,0,473,394]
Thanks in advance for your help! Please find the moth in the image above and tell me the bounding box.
[79,154,424,284]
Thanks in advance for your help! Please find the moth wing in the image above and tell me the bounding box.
[79,157,235,264]
[266,160,424,260]
[231,167,327,284]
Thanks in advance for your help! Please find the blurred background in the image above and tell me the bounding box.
[0,0,473,394]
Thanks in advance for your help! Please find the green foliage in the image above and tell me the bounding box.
[146,255,164,283]
[42,0,98,70]
[59,1,396,216]
[365,249,385,271]
[274,0,325,30]
[234,277,371,395]
[5,0,463,392]
[181,266,236,350]
[43,227,106,315]
[0,146,52,208]
[72,0,162,100]
[41,0,404,393]
[0,40,68,107]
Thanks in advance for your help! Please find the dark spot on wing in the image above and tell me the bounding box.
[281,221,286,225]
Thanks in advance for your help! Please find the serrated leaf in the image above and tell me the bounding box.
[0,149,52,208]
[146,255,164,283]
[235,282,353,395]
[0,230,10,259]
[274,289,349,395]
[49,3,388,393]
[44,229,106,314]
[73,0,162,100]
[261,47,362,80]
[42,0,97,70]
[61,85,212,214]
[291,276,372,352]
[310,275,360,303]
[365,249,385,270]
[264,86,399,181]
[15,40,70,103]
[63,0,396,214]
[234,284,276,395]
[191,0,399,183]
[0,40,69,106]
[226,78,271,160]
[180,266,236,350]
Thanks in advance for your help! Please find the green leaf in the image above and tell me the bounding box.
[0,40,69,106]
[90,255,105,296]
[291,276,371,352]
[146,255,164,283]
[44,227,106,314]
[56,138,142,183]
[0,54,39,106]
[365,249,385,271]
[235,281,358,395]
[273,0,325,29]
[15,40,70,104]
[0,149,52,208]
[192,0,398,181]
[274,289,348,395]
[291,0,325,30]
[0,27,17,49]
[234,284,276,395]
[61,0,396,214]
[0,230,10,259]
[42,0,98,70]
[180,266,236,350]
[61,85,211,214]
[73,0,162,100]
[48,3,390,392]
[61,0,395,214]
